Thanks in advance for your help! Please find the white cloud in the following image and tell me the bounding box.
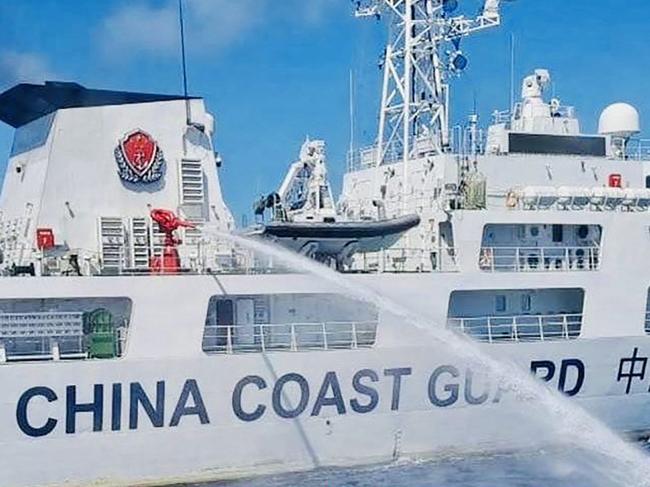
[98,0,339,62]
[0,50,55,90]
[98,3,179,60]
[298,0,338,24]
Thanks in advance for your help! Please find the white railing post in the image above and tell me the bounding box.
[487,317,493,343]
[290,324,298,352]
[538,315,544,341]
[513,317,519,342]
[515,247,520,272]
[563,315,569,340]
[322,322,328,350]
[351,322,358,349]
[565,247,570,270]
[51,340,60,360]
[226,326,233,354]
[260,325,266,353]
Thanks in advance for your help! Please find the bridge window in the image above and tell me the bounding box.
[202,293,378,354]
[0,298,131,362]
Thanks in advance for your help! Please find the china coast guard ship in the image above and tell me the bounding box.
[2,1,650,486]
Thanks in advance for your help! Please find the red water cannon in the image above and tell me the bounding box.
[149,209,195,273]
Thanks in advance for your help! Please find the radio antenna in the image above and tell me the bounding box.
[509,32,515,111]
[349,69,355,157]
[179,0,190,125]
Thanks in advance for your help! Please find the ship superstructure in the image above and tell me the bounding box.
[1,2,650,487]
[0,81,235,277]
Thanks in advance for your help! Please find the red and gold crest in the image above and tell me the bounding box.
[114,129,165,183]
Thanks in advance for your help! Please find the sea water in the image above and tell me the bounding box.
[199,445,649,487]
[200,229,650,486]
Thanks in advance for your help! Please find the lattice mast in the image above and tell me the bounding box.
[355,0,505,166]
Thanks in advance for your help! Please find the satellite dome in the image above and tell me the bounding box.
[598,103,640,138]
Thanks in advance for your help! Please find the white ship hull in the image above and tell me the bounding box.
[1,7,650,482]
[2,275,649,487]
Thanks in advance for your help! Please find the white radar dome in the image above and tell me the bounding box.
[598,103,640,138]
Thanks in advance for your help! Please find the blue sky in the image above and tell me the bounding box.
[0,0,649,223]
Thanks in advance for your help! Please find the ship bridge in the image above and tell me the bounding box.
[486,69,606,158]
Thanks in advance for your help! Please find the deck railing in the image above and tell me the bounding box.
[0,311,129,362]
[624,138,650,161]
[0,311,85,361]
[487,187,650,212]
[447,313,582,343]
[479,246,600,272]
[202,320,378,354]
[354,247,459,273]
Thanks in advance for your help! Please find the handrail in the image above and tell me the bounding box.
[624,138,650,161]
[448,313,582,343]
[0,313,129,362]
[353,247,459,273]
[202,320,378,354]
[479,246,600,272]
[492,186,650,212]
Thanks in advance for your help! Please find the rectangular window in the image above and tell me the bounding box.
[202,293,378,354]
[0,297,131,362]
[495,295,507,313]
[552,224,563,243]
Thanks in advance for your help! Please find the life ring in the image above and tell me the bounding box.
[505,190,518,208]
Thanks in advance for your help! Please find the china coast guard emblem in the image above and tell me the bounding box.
[114,130,165,183]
